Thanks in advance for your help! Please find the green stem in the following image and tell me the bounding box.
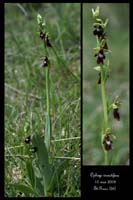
[104,151,108,165]
[46,67,50,118]
[100,65,109,165]
[44,44,51,151]
[100,65,108,128]
[45,64,51,151]
[96,36,109,165]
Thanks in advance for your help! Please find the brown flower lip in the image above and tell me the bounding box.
[25,136,31,144]
[40,31,52,47]
[103,135,112,151]
[93,25,103,37]
[45,35,52,47]
[43,56,49,67]
[40,31,45,40]
[95,49,105,64]
[113,108,120,121]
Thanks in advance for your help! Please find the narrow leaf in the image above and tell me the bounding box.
[48,159,68,193]
[32,134,52,191]
[26,160,35,189]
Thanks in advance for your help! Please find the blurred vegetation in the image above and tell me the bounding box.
[5,3,80,197]
[83,3,129,165]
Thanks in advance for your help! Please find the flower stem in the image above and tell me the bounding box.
[45,60,51,151]
[104,151,108,165]
[44,44,51,151]
[92,8,112,165]
[100,65,109,165]
[100,65,108,128]
[46,67,50,117]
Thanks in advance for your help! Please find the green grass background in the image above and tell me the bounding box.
[5,3,80,197]
[83,3,129,165]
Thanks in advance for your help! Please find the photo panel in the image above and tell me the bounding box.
[82,2,131,197]
[5,3,80,197]
[83,3,129,166]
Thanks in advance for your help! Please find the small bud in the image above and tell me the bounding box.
[92,6,100,18]
[113,96,121,107]
[37,14,42,25]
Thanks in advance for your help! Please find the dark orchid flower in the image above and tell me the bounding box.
[40,31,45,40]
[103,134,112,151]
[45,35,52,47]
[93,25,103,37]
[40,31,52,47]
[95,49,105,64]
[25,136,31,144]
[113,108,120,121]
[43,56,49,67]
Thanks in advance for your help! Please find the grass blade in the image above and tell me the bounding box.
[9,183,39,197]
[26,160,35,189]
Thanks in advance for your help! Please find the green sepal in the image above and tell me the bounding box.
[93,66,101,71]
[96,18,103,24]
[104,19,109,27]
